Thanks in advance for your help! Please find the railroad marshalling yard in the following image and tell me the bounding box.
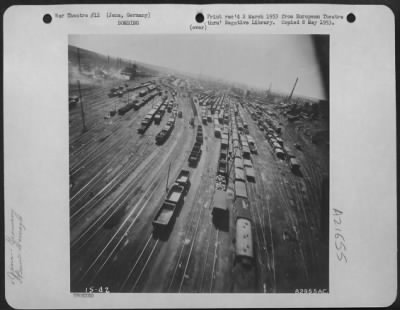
[69,75,329,293]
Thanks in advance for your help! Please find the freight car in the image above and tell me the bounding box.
[175,170,191,195]
[234,180,248,200]
[189,142,202,167]
[212,190,228,230]
[152,183,185,232]
[155,124,173,144]
[235,217,254,266]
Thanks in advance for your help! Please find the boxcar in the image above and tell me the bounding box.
[235,217,254,265]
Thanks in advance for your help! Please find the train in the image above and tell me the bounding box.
[235,216,254,266]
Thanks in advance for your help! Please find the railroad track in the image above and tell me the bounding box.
[246,183,270,293]
[70,134,154,215]
[271,174,310,281]
[70,89,161,166]
[77,178,163,287]
[69,98,164,203]
[72,114,195,291]
[119,234,160,292]
[70,156,160,250]
[198,225,219,293]
[70,132,177,248]
[251,166,278,292]
[116,120,198,293]
[69,103,150,176]
[166,171,210,293]
[167,128,219,293]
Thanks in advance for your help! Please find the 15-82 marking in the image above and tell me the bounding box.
[333,208,347,263]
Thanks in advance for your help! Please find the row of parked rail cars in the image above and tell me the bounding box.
[108,80,157,98]
[117,88,161,116]
[159,79,178,98]
[191,93,256,268]
[212,99,230,231]
[138,94,170,134]
[188,125,203,167]
[228,98,255,267]
[207,95,255,268]
[152,169,191,236]
[108,84,129,98]
[230,103,258,184]
[155,113,176,144]
[247,100,302,174]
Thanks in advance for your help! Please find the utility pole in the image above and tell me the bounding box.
[166,162,171,193]
[77,47,81,73]
[77,80,87,132]
[287,77,298,103]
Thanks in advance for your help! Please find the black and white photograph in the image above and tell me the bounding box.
[68,34,329,293]
[4,4,397,308]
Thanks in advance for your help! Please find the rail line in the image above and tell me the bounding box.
[166,180,207,292]
[119,234,160,292]
[73,115,194,289]
[247,184,270,292]
[198,218,219,293]
[78,178,162,285]
[70,92,160,171]
[253,165,277,290]
[71,133,178,248]
[208,229,219,293]
[167,133,218,293]
[70,134,154,216]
